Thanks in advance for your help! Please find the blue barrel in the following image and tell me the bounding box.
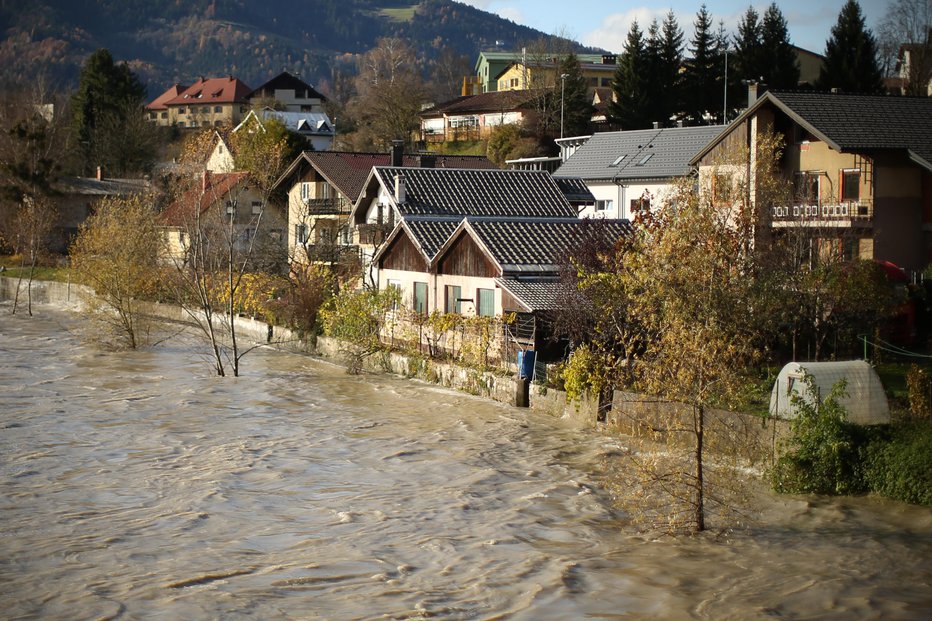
[517,350,536,380]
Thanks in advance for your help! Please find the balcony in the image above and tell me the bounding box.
[301,197,348,215]
[771,199,873,227]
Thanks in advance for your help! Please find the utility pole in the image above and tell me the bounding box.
[560,73,568,139]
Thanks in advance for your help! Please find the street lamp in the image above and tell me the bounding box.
[560,73,569,139]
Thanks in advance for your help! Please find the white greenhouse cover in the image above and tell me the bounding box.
[769,360,890,425]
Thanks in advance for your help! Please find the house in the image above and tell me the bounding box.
[553,124,725,220]
[247,71,327,112]
[493,57,616,92]
[52,171,150,253]
[419,90,542,143]
[474,51,608,93]
[350,164,586,285]
[158,171,286,265]
[273,145,497,266]
[238,108,335,151]
[690,89,932,272]
[887,37,932,96]
[146,76,253,128]
[374,215,630,358]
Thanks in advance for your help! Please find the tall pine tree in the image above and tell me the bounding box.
[557,53,593,138]
[610,21,651,129]
[817,0,884,93]
[659,10,686,124]
[761,3,800,89]
[684,5,723,124]
[733,6,764,85]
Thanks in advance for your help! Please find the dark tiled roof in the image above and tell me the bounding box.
[403,216,461,259]
[765,90,932,168]
[419,90,542,116]
[58,177,150,196]
[374,167,577,218]
[466,217,631,273]
[553,177,595,203]
[496,277,568,312]
[554,125,725,181]
[283,152,497,203]
[249,71,326,102]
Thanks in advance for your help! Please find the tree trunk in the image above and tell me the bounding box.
[694,404,705,532]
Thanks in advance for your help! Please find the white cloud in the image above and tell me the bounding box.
[582,8,669,53]
[454,0,494,10]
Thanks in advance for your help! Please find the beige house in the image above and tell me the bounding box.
[146,77,253,128]
[691,89,932,272]
[494,58,616,92]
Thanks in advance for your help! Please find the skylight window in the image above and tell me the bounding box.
[610,155,626,166]
[636,153,653,166]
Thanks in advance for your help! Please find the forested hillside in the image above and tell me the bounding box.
[0,0,596,96]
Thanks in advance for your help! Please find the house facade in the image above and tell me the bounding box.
[247,71,327,112]
[50,173,149,253]
[147,76,253,128]
[554,124,725,220]
[493,58,616,92]
[419,90,540,143]
[474,51,607,93]
[690,90,932,272]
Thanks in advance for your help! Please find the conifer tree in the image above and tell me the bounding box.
[684,5,723,123]
[557,54,593,138]
[659,10,686,124]
[609,21,651,129]
[817,0,885,93]
[761,3,800,89]
[734,6,764,85]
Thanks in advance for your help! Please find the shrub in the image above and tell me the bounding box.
[864,421,932,505]
[770,378,867,495]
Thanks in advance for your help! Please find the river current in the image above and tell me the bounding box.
[1,308,930,620]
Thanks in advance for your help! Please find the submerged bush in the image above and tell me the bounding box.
[864,421,932,506]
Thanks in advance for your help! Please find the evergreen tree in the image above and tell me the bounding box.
[734,6,764,85]
[761,3,800,89]
[70,49,148,175]
[659,10,686,123]
[609,21,651,129]
[557,53,593,138]
[644,19,665,124]
[817,0,884,93]
[684,5,723,124]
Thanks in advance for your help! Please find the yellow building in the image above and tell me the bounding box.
[146,77,253,128]
[493,59,616,92]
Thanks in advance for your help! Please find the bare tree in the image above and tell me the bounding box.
[878,0,932,95]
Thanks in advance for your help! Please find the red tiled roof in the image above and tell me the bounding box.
[164,76,253,106]
[159,171,249,226]
[146,84,187,110]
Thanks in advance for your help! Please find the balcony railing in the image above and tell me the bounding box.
[301,197,348,215]
[772,199,873,223]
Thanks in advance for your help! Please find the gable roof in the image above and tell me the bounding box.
[419,90,542,117]
[496,277,566,312]
[274,151,497,203]
[248,71,326,102]
[165,76,253,106]
[457,217,631,274]
[57,176,149,196]
[554,125,725,182]
[159,172,249,226]
[375,215,462,267]
[691,90,932,171]
[361,167,577,222]
[146,84,187,111]
[553,177,595,203]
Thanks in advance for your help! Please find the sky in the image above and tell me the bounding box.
[454,0,892,55]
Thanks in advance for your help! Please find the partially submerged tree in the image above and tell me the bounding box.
[70,193,162,349]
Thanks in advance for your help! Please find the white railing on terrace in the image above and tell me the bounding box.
[772,199,873,221]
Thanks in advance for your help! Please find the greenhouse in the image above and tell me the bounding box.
[769,360,890,425]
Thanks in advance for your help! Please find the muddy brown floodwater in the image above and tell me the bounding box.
[1,308,930,620]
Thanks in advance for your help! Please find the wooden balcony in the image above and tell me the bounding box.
[771,199,873,227]
[301,197,348,215]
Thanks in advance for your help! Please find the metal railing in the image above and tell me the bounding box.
[772,198,873,222]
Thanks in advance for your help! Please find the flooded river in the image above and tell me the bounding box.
[1,309,930,620]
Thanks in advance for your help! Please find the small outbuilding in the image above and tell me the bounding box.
[769,360,890,425]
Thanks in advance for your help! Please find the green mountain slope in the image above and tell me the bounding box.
[0,0,597,96]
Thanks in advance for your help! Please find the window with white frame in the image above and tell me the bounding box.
[595,199,613,212]
[414,282,428,315]
[300,182,311,201]
[445,285,462,314]
[841,169,860,202]
[295,223,309,244]
[387,279,401,312]
[794,171,820,205]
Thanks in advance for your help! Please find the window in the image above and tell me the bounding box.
[251,200,262,215]
[319,182,332,199]
[477,288,494,317]
[160,112,167,119]
[712,172,732,203]
[319,227,333,244]
[630,196,649,212]
[842,170,860,202]
[189,121,198,127]
[295,223,309,244]
[595,199,613,212]
[214,120,222,126]
[445,285,462,314]
[387,279,401,311]
[300,182,311,201]
[636,153,653,166]
[178,107,186,114]
[214,106,222,113]
[610,154,626,166]
[149,112,156,120]
[794,172,820,205]
[414,282,428,315]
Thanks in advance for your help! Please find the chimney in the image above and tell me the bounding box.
[390,139,404,167]
[677,120,683,128]
[747,83,759,105]
[419,153,436,169]
[394,173,406,203]
[95,166,102,181]
[652,121,659,129]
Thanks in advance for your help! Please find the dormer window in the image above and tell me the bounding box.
[636,153,653,166]
[610,155,626,166]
